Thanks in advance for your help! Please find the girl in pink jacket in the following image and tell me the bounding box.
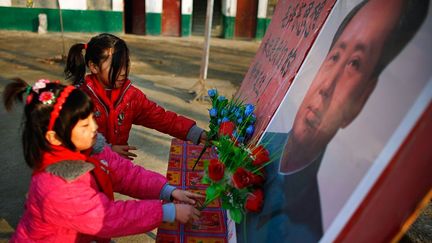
[4,78,202,242]
[64,33,207,160]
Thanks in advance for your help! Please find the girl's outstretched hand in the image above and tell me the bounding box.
[175,204,201,224]
[112,145,137,160]
[171,189,205,205]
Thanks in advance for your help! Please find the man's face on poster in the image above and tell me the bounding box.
[291,0,404,156]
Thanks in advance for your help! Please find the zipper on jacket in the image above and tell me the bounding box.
[86,81,131,125]
[86,85,109,116]
[114,82,131,108]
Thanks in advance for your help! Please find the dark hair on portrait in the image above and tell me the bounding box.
[3,79,94,168]
[65,33,130,88]
[330,0,429,78]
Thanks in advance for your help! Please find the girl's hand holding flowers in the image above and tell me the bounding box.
[171,189,205,205]
[174,204,201,224]
[199,130,209,145]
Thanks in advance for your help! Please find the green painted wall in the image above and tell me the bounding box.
[146,12,161,35]
[0,7,123,32]
[255,17,271,40]
[266,18,271,31]
[181,14,192,37]
[222,14,235,39]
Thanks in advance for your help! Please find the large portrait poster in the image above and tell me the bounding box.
[236,0,336,141]
[237,0,431,242]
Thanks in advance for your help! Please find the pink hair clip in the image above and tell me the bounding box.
[32,79,50,93]
[39,91,56,105]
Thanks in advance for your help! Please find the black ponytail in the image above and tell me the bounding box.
[3,78,51,167]
[3,78,28,111]
[64,43,86,85]
[3,78,94,168]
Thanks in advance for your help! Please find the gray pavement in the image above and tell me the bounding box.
[0,31,259,242]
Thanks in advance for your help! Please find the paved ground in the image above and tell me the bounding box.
[0,31,260,242]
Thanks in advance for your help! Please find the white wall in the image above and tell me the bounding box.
[0,0,11,7]
[58,0,86,10]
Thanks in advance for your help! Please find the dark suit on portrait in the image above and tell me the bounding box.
[237,132,324,243]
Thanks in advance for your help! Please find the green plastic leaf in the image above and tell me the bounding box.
[229,208,243,223]
[221,200,233,210]
[201,175,211,184]
[205,183,222,202]
[214,182,226,192]
[205,185,217,200]
[203,159,210,168]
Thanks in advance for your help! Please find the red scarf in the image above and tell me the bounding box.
[35,145,114,200]
[85,74,130,144]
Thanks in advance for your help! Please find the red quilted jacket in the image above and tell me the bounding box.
[80,74,196,145]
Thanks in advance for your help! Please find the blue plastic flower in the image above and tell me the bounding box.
[208,89,217,97]
[246,125,254,135]
[218,96,226,101]
[237,118,243,124]
[249,114,257,124]
[209,108,217,117]
[217,118,222,125]
[237,136,245,143]
[245,104,255,116]
[222,117,230,123]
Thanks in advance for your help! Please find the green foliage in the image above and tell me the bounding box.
[204,183,225,205]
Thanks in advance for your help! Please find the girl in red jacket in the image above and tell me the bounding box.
[64,33,206,159]
[4,78,202,242]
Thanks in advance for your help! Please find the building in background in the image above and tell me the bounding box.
[0,0,276,39]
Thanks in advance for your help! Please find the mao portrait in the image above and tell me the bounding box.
[238,0,429,242]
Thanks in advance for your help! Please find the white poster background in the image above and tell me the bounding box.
[265,0,432,232]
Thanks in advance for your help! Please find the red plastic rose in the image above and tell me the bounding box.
[208,158,225,182]
[232,167,253,189]
[245,189,264,212]
[250,174,265,185]
[251,145,270,166]
[218,121,235,137]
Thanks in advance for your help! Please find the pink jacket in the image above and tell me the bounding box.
[11,142,168,242]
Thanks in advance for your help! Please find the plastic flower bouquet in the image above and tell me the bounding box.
[197,89,272,223]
